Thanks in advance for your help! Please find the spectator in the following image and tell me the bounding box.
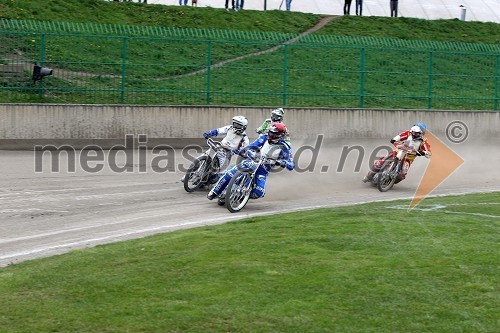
[355,0,363,16]
[225,0,235,11]
[192,0,198,6]
[390,0,399,17]
[286,0,292,11]
[235,0,244,10]
[178,0,187,5]
[344,0,352,15]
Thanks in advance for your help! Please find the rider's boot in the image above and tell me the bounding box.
[207,191,217,200]
[362,171,375,183]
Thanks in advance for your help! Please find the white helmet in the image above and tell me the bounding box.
[232,116,248,134]
[410,125,423,140]
[271,108,285,122]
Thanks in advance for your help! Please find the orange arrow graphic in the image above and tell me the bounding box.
[409,131,464,209]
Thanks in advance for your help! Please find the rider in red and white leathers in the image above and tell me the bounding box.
[207,123,294,201]
[363,124,431,184]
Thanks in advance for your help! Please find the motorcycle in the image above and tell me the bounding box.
[183,138,227,192]
[375,140,420,192]
[224,154,278,213]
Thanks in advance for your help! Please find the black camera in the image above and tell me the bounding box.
[32,63,53,82]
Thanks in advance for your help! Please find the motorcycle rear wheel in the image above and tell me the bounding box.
[183,156,210,192]
[225,169,253,213]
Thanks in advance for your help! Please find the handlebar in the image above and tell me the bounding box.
[247,151,277,164]
[395,143,417,154]
[396,144,413,151]
[207,137,222,150]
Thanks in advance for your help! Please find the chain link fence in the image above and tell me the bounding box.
[1,19,499,110]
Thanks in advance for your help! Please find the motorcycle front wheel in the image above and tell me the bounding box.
[183,156,210,192]
[377,160,398,192]
[225,169,254,213]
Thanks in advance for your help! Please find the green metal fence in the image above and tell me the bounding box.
[1,19,499,110]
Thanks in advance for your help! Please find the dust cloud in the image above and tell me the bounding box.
[265,138,500,201]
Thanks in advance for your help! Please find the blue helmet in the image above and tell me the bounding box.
[414,122,428,133]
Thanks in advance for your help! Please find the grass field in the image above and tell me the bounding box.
[1,0,499,43]
[1,0,500,109]
[1,192,498,332]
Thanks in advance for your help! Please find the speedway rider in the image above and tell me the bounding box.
[256,107,291,144]
[202,115,250,171]
[256,108,285,134]
[182,116,249,183]
[207,123,294,201]
[362,123,431,184]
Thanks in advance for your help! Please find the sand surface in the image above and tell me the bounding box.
[1,138,499,267]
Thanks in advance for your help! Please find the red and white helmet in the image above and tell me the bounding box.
[267,123,287,144]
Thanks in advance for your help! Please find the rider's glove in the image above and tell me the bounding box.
[424,151,431,158]
[390,139,396,145]
[203,130,217,139]
[277,159,287,168]
[281,160,294,170]
[256,129,262,134]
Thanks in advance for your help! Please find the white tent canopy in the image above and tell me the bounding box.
[149,0,500,23]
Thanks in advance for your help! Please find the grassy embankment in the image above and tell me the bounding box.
[1,0,499,109]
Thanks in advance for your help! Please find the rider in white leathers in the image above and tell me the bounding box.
[202,115,250,172]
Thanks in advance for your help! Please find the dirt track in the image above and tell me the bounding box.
[1,139,499,267]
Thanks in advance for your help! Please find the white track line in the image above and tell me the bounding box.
[1,188,499,265]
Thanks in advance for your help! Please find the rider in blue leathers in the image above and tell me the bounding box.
[207,123,294,201]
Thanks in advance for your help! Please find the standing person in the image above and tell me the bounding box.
[178,0,188,5]
[225,0,235,11]
[235,0,244,10]
[192,0,198,7]
[286,0,292,11]
[390,0,399,17]
[344,0,352,15]
[355,0,363,16]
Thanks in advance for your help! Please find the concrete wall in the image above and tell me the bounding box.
[0,104,498,149]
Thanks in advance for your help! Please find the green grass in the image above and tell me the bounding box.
[317,16,500,44]
[1,192,499,332]
[0,0,320,34]
[1,1,499,44]
[1,0,499,109]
